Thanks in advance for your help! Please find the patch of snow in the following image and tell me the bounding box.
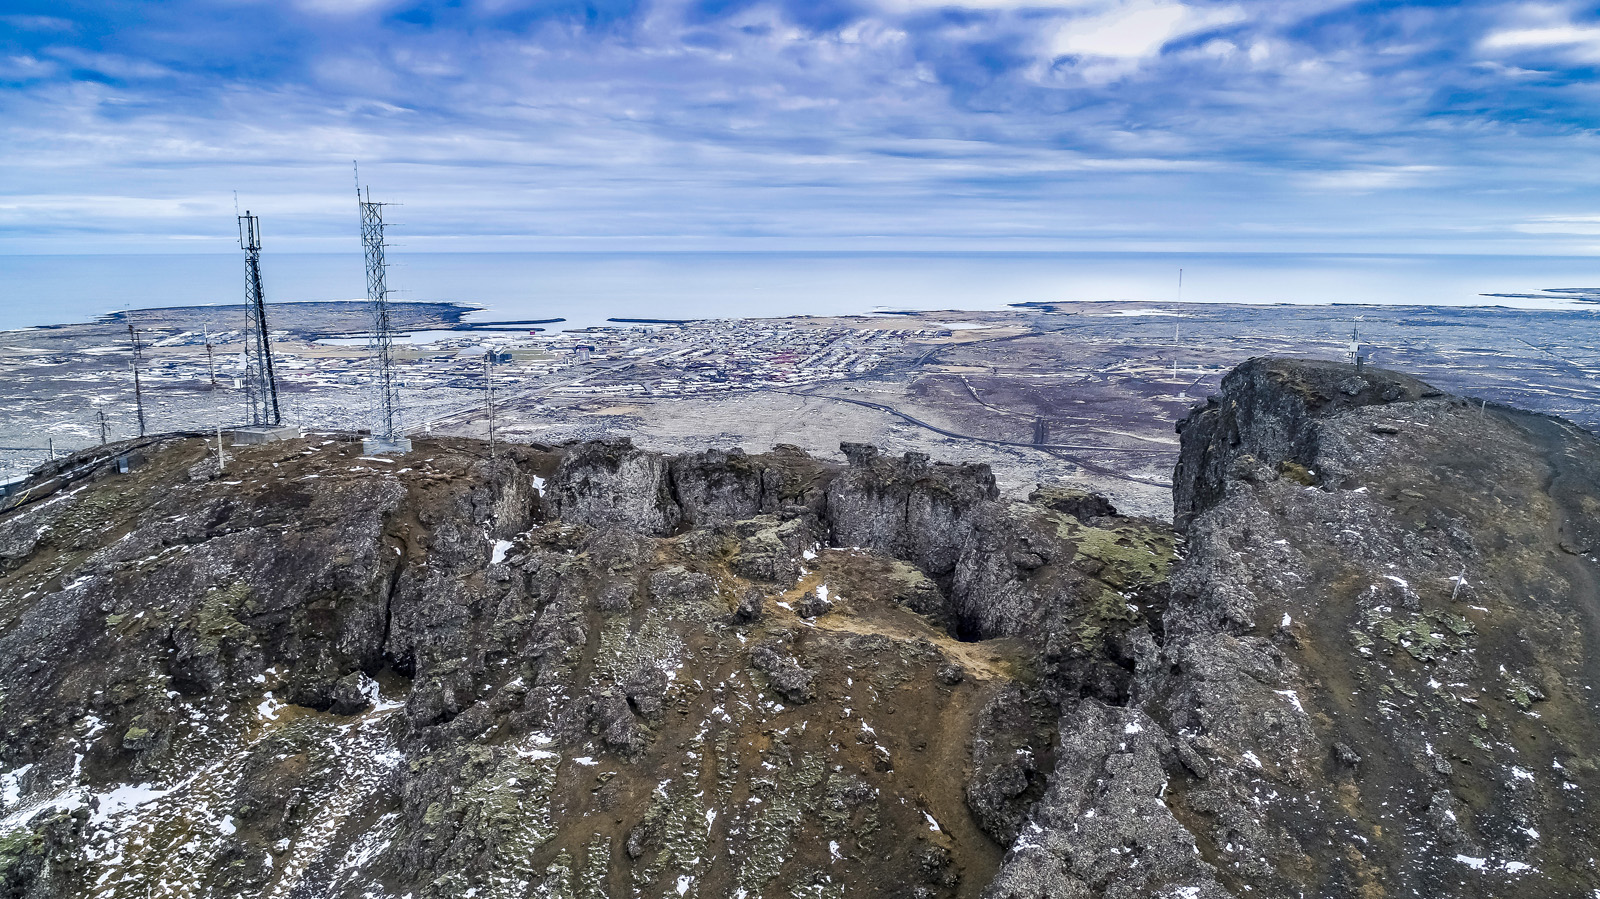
[802,548,817,561]
[1242,751,1263,769]
[257,692,284,721]
[1502,861,1534,874]
[1274,690,1304,713]
[490,539,513,565]
[676,875,693,896]
[218,815,237,836]
[1124,722,1143,735]
[1511,766,1534,782]
[531,475,546,492]
[1454,855,1488,871]
[924,812,941,832]
[573,756,598,767]
[91,783,173,827]
[0,764,33,807]
[829,840,842,860]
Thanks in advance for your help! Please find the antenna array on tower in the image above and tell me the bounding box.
[238,211,282,427]
[356,170,412,455]
[229,210,297,446]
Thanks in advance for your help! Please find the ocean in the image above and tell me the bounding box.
[1,251,1595,332]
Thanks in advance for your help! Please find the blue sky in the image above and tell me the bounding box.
[2,0,1599,254]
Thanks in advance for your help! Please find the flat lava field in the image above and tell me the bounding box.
[2,299,1595,519]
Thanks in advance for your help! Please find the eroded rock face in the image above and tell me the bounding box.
[1122,357,1600,898]
[1173,357,1435,528]
[0,434,1165,899]
[6,357,1592,899]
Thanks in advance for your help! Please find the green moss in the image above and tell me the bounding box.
[1505,676,1542,710]
[0,827,45,886]
[722,746,833,895]
[47,488,137,547]
[577,835,610,899]
[1278,460,1316,486]
[632,777,713,891]
[193,582,253,650]
[1054,516,1174,590]
[1362,609,1473,663]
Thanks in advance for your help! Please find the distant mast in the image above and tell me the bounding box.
[237,210,282,426]
[356,164,411,454]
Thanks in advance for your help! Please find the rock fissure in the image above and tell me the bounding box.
[0,360,1596,898]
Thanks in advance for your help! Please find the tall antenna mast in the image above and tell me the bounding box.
[238,210,282,426]
[484,348,497,461]
[356,164,411,454]
[128,322,147,437]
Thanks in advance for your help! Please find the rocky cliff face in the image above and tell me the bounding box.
[0,431,1166,899]
[984,357,1600,899]
[1,357,1597,899]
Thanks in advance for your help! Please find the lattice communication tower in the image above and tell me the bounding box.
[357,177,410,453]
[238,211,282,426]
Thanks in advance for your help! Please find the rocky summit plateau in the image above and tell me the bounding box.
[0,357,1597,899]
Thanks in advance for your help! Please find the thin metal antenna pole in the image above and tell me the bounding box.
[98,410,108,445]
[216,423,226,473]
[128,323,147,437]
[485,349,497,461]
[204,325,217,388]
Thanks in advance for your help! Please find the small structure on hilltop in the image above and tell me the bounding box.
[231,210,297,445]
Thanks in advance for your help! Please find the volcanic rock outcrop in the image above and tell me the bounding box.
[983,358,1600,899]
[0,431,1165,898]
[0,356,1597,899]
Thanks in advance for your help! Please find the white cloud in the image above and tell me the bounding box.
[1302,166,1440,193]
[1047,1,1245,60]
[290,0,402,16]
[1513,215,1600,235]
[877,0,1099,9]
[1481,24,1600,61]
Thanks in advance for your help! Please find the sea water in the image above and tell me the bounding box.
[1,251,1595,332]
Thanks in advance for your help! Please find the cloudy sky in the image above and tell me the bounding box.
[2,0,1599,254]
